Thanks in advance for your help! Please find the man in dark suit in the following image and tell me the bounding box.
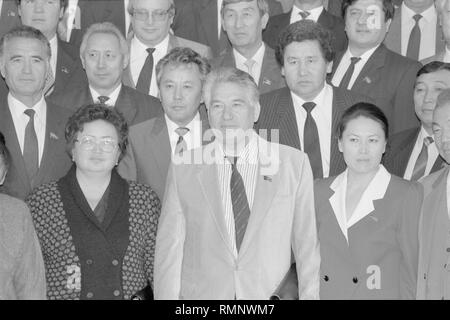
[422,0,450,64]
[263,0,347,53]
[256,20,369,179]
[384,61,450,180]
[212,0,285,94]
[16,0,87,98]
[330,0,422,135]
[0,26,72,200]
[0,0,20,39]
[50,22,163,126]
[118,47,211,201]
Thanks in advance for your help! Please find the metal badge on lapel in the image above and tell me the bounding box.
[363,76,372,84]
[263,175,272,182]
[50,132,59,140]
[263,78,272,86]
[61,67,69,74]
[8,11,16,16]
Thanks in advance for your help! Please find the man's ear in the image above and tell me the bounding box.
[326,60,333,74]
[261,13,269,30]
[122,53,130,70]
[254,102,261,123]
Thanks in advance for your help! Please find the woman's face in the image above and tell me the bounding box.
[72,120,121,175]
[338,116,387,175]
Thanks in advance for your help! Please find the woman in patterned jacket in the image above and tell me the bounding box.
[27,104,161,300]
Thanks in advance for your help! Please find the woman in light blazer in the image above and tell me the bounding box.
[315,103,423,299]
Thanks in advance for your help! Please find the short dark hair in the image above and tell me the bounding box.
[416,61,450,79]
[337,102,389,140]
[341,0,395,21]
[65,104,129,161]
[0,131,11,171]
[275,20,334,66]
[16,0,67,10]
[0,26,51,65]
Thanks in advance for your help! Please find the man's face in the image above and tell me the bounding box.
[159,63,203,126]
[404,0,434,11]
[207,81,260,145]
[432,102,450,163]
[18,0,63,39]
[345,0,390,51]
[414,69,450,130]
[437,0,450,43]
[222,0,268,51]
[281,40,332,101]
[0,37,49,100]
[131,0,173,47]
[82,33,128,94]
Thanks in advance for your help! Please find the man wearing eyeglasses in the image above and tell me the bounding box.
[0,26,72,200]
[122,0,212,98]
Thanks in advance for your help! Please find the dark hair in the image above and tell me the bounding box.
[416,61,450,79]
[16,0,67,9]
[275,20,334,66]
[65,104,129,161]
[341,0,395,21]
[0,26,51,63]
[337,102,389,140]
[0,131,10,171]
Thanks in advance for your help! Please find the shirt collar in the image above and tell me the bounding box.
[214,130,259,165]
[291,5,324,22]
[419,125,434,144]
[290,83,331,110]
[165,111,201,136]
[347,44,380,61]
[89,83,122,106]
[402,1,437,22]
[233,42,265,66]
[8,93,46,120]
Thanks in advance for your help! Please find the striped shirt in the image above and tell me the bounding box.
[216,133,259,257]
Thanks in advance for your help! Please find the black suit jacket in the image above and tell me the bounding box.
[383,127,446,177]
[331,44,422,135]
[255,86,370,177]
[0,0,20,39]
[50,84,163,126]
[0,98,72,200]
[263,8,347,53]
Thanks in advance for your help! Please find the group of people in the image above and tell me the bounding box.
[1,0,450,300]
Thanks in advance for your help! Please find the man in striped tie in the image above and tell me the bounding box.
[154,66,320,300]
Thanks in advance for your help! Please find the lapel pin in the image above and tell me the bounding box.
[50,132,59,140]
[8,11,16,17]
[263,78,272,86]
[263,175,272,182]
[61,67,69,74]
[363,76,372,84]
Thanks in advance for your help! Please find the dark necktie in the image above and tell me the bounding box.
[406,14,422,60]
[175,127,189,154]
[339,57,361,89]
[302,102,323,179]
[98,95,110,105]
[411,136,433,181]
[136,47,155,94]
[23,109,39,183]
[299,10,311,19]
[229,157,250,252]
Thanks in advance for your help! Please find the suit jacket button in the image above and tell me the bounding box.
[113,290,120,297]
[112,259,119,266]
[86,292,93,299]
[323,275,329,282]
[352,277,358,284]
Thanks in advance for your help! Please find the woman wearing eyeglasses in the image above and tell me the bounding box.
[26,104,161,300]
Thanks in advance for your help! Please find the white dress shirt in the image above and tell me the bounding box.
[130,34,169,98]
[8,94,47,166]
[401,2,438,61]
[165,112,202,155]
[331,45,379,89]
[233,43,265,84]
[444,46,450,63]
[216,131,259,257]
[0,1,4,16]
[329,165,391,242]
[403,126,439,180]
[217,0,223,38]
[290,5,324,24]
[291,84,333,178]
[65,0,79,42]
[124,0,130,36]
[49,36,58,78]
[89,84,122,107]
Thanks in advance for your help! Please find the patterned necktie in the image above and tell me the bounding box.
[406,14,422,60]
[339,57,361,90]
[23,109,39,183]
[175,127,189,154]
[44,66,55,96]
[302,102,323,179]
[244,59,256,81]
[98,95,110,105]
[136,47,155,94]
[411,136,433,181]
[229,157,250,252]
[299,10,311,19]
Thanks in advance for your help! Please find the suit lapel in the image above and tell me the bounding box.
[259,46,278,91]
[277,88,301,150]
[55,39,76,93]
[220,50,236,68]
[196,161,235,256]
[329,88,346,176]
[384,7,402,54]
[149,117,172,179]
[351,45,386,92]
[331,50,345,78]
[197,0,219,52]
[394,128,419,177]
[431,155,447,174]
[122,36,136,88]
[115,86,137,124]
